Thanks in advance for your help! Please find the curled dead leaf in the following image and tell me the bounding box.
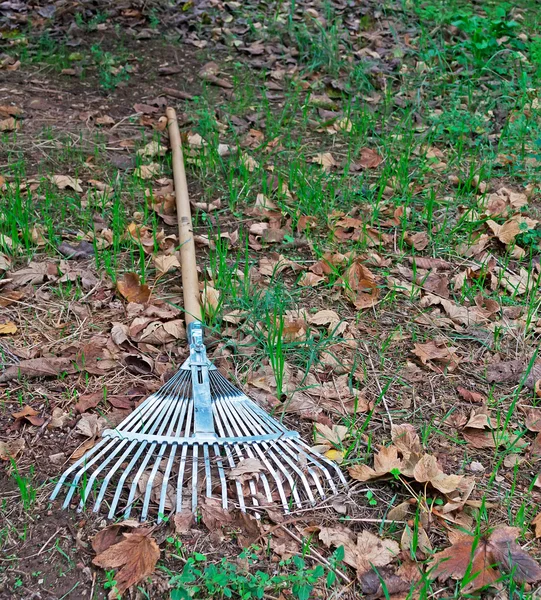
[117,272,151,304]
[93,531,160,595]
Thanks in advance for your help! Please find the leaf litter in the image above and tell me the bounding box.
[3,2,541,598]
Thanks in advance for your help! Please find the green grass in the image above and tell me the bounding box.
[3,0,541,597]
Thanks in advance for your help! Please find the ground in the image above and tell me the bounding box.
[2,0,541,598]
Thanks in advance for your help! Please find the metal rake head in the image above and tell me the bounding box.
[51,324,347,521]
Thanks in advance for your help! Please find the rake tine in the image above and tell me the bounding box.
[176,443,189,513]
[156,398,190,521]
[141,392,190,521]
[157,444,177,522]
[50,437,110,502]
[78,439,132,511]
[212,402,246,511]
[215,398,274,504]
[62,439,119,508]
[141,442,168,522]
[108,441,149,519]
[203,443,212,499]
[191,443,199,513]
[124,442,158,519]
[226,400,307,507]
[92,440,140,513]
[213,443,228,509]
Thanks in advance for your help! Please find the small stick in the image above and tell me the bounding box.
[163,87,194,101]
[362,342,393,428]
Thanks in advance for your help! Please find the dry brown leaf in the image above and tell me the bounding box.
[200,496,233,530]
[69,437,97,461]
[0,117,19,131]
[174,512,195,534]
[457,387,486,403]
[532,513,541,538]
[298,272,326,287]
[92,521,141,554]
[12,405,45,427]
[404,231,429,251]
[135,163,161,179]
[341,261,379,309]
[314,423,349,446]
[355,147,383,169]
[117,272,151,304]
[356,530,400,576]
[153,254,180,275]
[93,531,160,595]
[49,174,83,192]
[9,261,59,286]
[412,341,460,372]
[312,152,337,171]
[76,414,107,437]
[0,438,25,460]
[401,524,432,558]
[462,429,497,449]
[391,423,422,457]
[228,457,265,481]
[525,408,541,432]
[413,454,464,494]
[430,527,541,592]
[202,285,220,315]
[0,357,77,383]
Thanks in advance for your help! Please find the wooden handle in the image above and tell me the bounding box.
[166,107,202,325]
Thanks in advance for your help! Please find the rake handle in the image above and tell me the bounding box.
[166,107,202,326]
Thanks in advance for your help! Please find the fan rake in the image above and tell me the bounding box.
[50,108,347,521]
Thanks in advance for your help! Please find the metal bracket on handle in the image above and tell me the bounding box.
[187,322,215,434]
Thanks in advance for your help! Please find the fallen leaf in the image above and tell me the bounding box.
[174,512,195,534]
[312,152,337,171]
[69,437,97,462]
[200,496,233,530]
[413,454,463,494]
[9,262,59,286]
[486,360,524,384]
[457,387,486,403]
[525,408,541,432]
[0,322,17,335]
[430,527,541,592]
[135,163,161,179]
[12,405,45,427]
[92,521,141,554]
[404,231,429,251]
[356,530,400,576]
[314,423,349,446]
[0,438,25,460]
[0,117,19,131]
[49,175,83,193]
[93,531,160,595]
[117,272,151,304]
[137,141,166,158]
[340,260,379,309]
[228,457,265,481]
[532,513,541,538]
[412,341,460,372]
[354,147,383,169]
[153,254,180,275]
[76,414,107,438]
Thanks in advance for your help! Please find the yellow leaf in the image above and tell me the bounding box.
[324,448,344,463]
[0,322,17,335]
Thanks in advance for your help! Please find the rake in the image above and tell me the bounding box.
[50,107,347,521]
